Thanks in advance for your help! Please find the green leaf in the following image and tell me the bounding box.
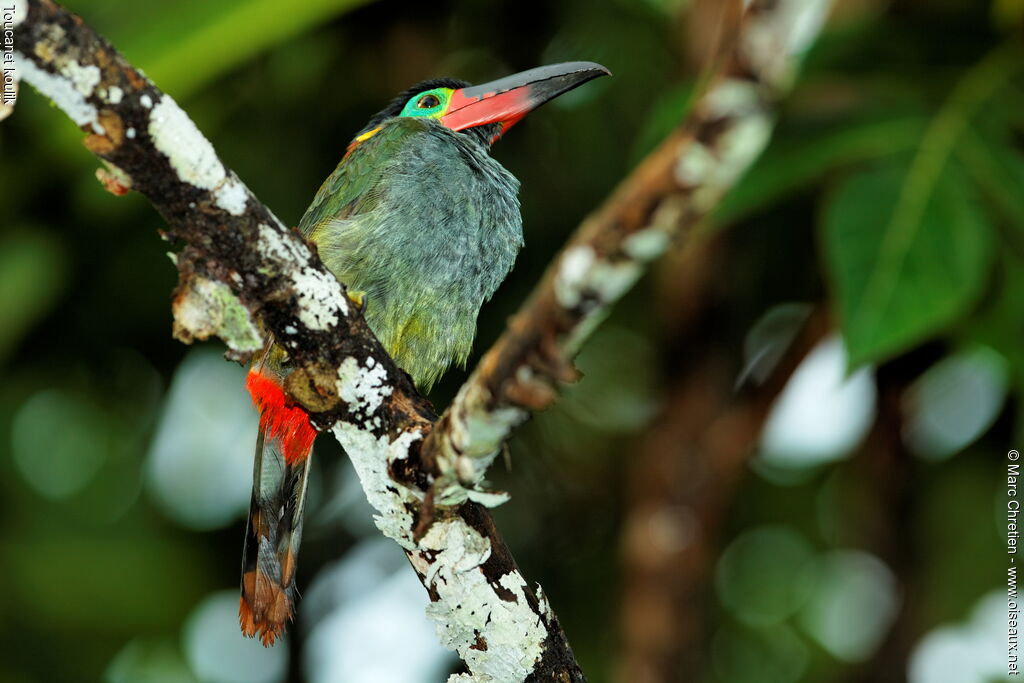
[822,45,1023,367]
[823,160,992,367]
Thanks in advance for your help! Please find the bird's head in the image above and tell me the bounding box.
[352,61,610,151]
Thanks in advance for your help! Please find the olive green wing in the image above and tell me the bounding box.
[299,118,426,239]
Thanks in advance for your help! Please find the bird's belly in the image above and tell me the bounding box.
[363,282,478,390]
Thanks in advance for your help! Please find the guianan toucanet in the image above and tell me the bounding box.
[239,61,609,645]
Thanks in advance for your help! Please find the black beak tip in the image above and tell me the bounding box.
[561,60,612,80]
[531,61,611,99]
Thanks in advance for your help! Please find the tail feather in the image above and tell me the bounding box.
[240,368,316,646]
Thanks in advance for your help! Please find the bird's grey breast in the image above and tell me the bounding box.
[379,122,523,303]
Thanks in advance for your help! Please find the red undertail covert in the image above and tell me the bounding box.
[246,369,317,463]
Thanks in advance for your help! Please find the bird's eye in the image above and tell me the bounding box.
[417,94,441,109]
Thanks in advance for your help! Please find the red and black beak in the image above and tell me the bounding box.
[441,61,610,141]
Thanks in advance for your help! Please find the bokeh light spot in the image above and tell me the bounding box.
[146,350,257,529]
[715,525,816,626]
[902,346,1009,461]
[304,538,455,683]
[12,389,114,499]
[908,590,1009,683]
[798,550,900,661]
[758,335,876,478]
[183,591,287,683]
[106,637,196,683]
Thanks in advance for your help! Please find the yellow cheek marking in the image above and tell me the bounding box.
[345,127,383,158]
[355,127,381,143]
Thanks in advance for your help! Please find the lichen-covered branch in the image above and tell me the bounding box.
[424,0,833,492]
[9,2,580,680]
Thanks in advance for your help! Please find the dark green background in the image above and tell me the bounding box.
[1,0,1020,681]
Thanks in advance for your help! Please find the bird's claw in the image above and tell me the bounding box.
[347,289,367,312]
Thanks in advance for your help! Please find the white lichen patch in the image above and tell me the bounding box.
[463,487,511,507]
[676,79,773,214]
[743,0,832,89]
[554,245,596,309]
[711,113,771,186]
[332,423,421,549]
[557,252,644,358]
[535,585,554,621]
[688,113,772,215]
[171,275,263,353]
[63,60,100,97]
[13,52,98,127]
[452,405,523,472]
[704,78,761,120]
[451,383,524,461]
[15,41,102,121]
[293,266,347,331]
[411,520,549,682]
[149,95,226,189]
[436,381,525,493]
[674,139,715,187]
[555,245,642,312]
[623,225,671,262]
[214,175,249,215]
[257,222,307,265]
[257,224,349,329]
[433,478,508,508]
[336,356,392,416]
[785,0,831,56]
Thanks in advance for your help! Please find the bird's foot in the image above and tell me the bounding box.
[346,289,367,312]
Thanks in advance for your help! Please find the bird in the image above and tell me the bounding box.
[238,61,610,645]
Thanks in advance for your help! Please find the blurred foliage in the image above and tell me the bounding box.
[1,0,1021,682]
